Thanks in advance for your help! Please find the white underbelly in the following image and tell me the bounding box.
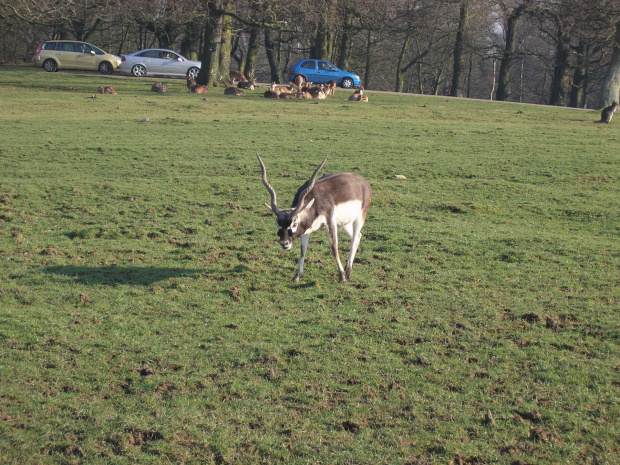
[334,200,363,226]
[303,201,363,235]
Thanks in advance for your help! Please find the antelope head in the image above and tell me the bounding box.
[257,154,327,250]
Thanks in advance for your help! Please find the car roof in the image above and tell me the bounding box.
[133,49,177,53]
[45,40,89,43]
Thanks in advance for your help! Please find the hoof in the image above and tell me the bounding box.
[292,274,301,283]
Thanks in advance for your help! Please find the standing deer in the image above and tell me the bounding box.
[257,155,371,283]
[325,80,337,96]
[292,75,304,92]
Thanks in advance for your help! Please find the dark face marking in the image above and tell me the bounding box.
[275,214,299,250]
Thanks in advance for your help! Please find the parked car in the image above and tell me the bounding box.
[119,49,201,79]
[288,59,361,89]
[33,40,121,74]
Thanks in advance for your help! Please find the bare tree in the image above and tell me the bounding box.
[496,1,532,101]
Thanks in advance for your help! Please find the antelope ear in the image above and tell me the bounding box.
[300,198,315,214]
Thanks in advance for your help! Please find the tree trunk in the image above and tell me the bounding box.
[549,24,571,106]
[450,0,470,97]
[600,19,620,107]
[264,28,280,83]
[217,13,232,85]
[180,20,202,60]
[337,13,353,70]
[364,29,372,89]
[310,0,335,60]
[496,5,526,101]
[244,26,260,78]
[395,35,410,92]
[197,1,224,87]
[569,41,588,108]
[310,19,331,60]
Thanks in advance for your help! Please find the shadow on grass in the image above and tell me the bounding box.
[44,265,202,286]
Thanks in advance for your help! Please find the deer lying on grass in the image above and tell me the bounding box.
[257,155,371,283]
[237,77,256,90]
[264,82,281,98]
[151,82,168,93]
[348,86,368,102]
[186,77,209,94]
[225,86,245,96]
[97,86,117,94]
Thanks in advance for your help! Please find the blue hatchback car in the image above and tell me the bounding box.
[288,59,361,89]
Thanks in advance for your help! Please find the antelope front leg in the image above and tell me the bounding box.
[293,234,310,282]
[327,222,347,282]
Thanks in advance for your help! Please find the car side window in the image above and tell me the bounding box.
[43,42,58,50]
[61,43,75,52]
[74,43,85,53]
[301,61,315,70]
[320,62,336,71]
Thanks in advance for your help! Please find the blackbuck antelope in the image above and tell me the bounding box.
[257,155,371,283]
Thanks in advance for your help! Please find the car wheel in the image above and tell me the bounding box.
[340,77,354,89]
[98,61,113,75]
[187,67,200,80]
[43,59,58,72]
[131,64,147,77]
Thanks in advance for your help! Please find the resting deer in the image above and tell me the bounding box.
[224,85,245,96]
[599,101,618,123]
[264,82,280,98]
[97,86,117,95]
[151,82,168,93]
[349,86,368,102]
[237,77,256,90]
[279,91,296,99]
[257,155,371,283]
[186,77,209,94]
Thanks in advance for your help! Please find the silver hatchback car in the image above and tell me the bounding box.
[119,49,201,79]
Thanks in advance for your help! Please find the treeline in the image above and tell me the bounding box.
[1,0,619,108]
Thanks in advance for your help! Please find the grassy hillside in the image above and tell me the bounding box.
[1,66,618,464]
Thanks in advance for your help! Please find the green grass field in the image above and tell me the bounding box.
[0,66,618,464]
